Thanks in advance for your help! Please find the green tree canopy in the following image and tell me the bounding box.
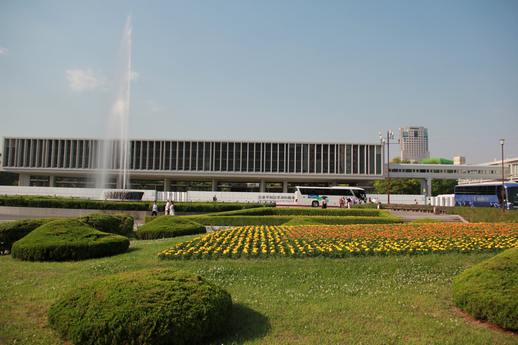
[432,179,457,196]
[373,178,420,194]
[0,172,18,186]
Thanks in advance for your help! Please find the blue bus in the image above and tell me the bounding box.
[454,182,518,209]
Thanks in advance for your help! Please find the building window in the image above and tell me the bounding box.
[296,144,302,173]
[352,145,358,174]
[272,143,278,172]
[322,145,329,173]
[302,144,309,173]
[359,145,365,174]
[254,143,261,172]
[279,144,285,173]
[316,144,322,174]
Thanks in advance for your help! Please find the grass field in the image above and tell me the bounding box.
[447,207,518,223]
[1,236,517,345]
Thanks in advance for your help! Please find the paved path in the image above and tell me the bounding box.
[387,210,468,223]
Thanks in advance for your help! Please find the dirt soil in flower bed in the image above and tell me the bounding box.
[159,223,518,260]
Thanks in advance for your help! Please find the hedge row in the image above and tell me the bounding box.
[453,247,518,331]
[0,195,272,212]
[194,216,293,226]
[0,214,134,254]
[48,269,232,345]
[284,216,401,225]
[0,195,148,210]
[136,217,206,240]
[11,219,130,261]
[189,215,401,226]
[170,202,273,213]
[206,207,387,217]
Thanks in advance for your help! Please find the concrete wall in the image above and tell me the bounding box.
[367,194,427,205]
[0,185,428,205]
[430,194,455,207]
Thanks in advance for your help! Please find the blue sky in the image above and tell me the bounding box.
[1,0,517,163]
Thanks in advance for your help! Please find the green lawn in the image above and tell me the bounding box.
[1,236,517,345]
[447,207,518,223]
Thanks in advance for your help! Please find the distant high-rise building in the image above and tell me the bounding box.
[399,126,430,162]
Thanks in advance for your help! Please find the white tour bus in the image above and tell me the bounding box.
[294,186,367,207]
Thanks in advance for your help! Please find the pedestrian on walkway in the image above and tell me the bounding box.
[165,200,171,215]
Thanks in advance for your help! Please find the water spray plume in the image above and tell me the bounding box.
[96,16,132,190]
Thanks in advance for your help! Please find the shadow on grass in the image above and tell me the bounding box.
[211,303,270,344]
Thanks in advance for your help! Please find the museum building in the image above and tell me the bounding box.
[1,137,383,192]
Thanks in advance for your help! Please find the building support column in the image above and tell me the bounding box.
[164,178,171,192]
[49,175,56,187]
[420,178,433,198]
[283,181,288,193]
[115,176,122,189]
[211,180,217,192]
[18,174,30,186]
[259,180,265,193]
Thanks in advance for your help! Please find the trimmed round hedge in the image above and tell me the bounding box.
[453,247,518,331]
[11,219,130,261]
[136,216,206,240]
[48,269,232,345]
[79,213,134,237]
[0,218,52,252]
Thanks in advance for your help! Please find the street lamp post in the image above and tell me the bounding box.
[500,139,505,212]
[379,130,395,205]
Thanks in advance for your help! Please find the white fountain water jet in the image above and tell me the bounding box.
[97,16,132,190]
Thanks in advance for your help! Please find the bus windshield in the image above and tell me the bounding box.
[508,187,518,207]
[353,189,367,202]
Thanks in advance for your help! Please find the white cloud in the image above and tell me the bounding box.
[65,68,102,92]
[0,46,8,56]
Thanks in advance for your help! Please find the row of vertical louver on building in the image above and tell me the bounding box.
[2,138,383,176]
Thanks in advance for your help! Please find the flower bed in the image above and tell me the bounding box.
[158,224,518,260]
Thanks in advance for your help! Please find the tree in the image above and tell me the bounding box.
[373,178,420,194]
[390,157,411,164]
[432,179,457,196]
[0,172,18,186]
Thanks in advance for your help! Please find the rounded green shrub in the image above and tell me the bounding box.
[452,247,518,331]
[135,216,206,240]
[11,219,129,261]
[48,269,232,345]
[79,213,134,237]
[0,218,53,252]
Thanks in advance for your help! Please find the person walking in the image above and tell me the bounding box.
[322,197,328,209]
[170,201,175,216]
[165,200,171,215]
[151,202,158,216]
